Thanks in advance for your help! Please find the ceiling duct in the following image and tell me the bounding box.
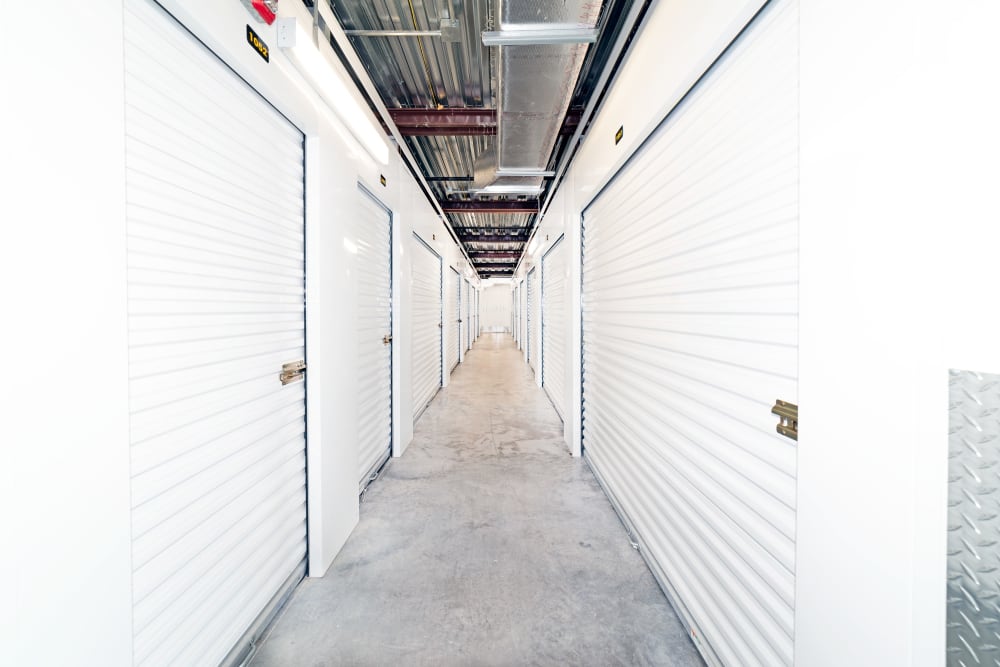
[471,145,542,194]
[475,0,603,196]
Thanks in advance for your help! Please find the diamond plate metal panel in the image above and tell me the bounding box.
[948,369,1000,666]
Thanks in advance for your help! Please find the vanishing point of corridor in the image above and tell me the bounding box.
[251,333,702,666]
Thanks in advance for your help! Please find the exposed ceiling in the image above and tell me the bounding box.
[302,0,641,277]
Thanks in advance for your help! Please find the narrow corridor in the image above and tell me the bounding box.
[251,333,702,666]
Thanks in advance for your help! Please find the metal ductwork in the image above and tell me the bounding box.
[473,0,602,196]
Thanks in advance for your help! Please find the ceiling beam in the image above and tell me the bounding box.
[390,109,494,136]
[560,109,581,135]
[457,229,528,235]
[459,235,528,244]
[469,251,522,258]
[441,201,539,213]
[390,108,582,137]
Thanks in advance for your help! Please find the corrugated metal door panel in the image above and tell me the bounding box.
[356,187,392,487]
[514,285,519,344]
[124,1,306,665]
[447,267,460,372]
[520,280,526,349]
[581,2,798,666]
[411,234,442,421]
[527,268,537,372]
[542,236,567,419]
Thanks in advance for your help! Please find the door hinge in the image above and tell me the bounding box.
[280,360,306,385]
[771,400,798,441]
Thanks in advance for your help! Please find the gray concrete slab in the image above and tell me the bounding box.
[251,333,703,667]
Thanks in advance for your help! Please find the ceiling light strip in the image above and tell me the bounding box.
[495,168,556,177]
[482,27,598,46]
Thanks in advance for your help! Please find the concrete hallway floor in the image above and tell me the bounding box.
[251,333,702,667]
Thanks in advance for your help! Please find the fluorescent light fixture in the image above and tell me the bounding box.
[482,25,598,46]
[277,17,389,165]
[470,184,544,195]
[495,168,555,177]
[344,29,441,37]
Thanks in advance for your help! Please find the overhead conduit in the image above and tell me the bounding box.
[473,0,602,196]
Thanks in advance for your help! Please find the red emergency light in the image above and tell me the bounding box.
[241,0,277,25]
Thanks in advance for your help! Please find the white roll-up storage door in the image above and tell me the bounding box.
[520,280,526,349]
[411,234,442,422]
[514,285,520,345]
[581,2,798,666]
[355,187,392,488]
[124,1,307,664]
[447,267,460,372]
[526,267,537,373]
[463,278,471,351]
[542,236,567,420]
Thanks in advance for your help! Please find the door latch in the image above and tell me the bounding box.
[771,400,798,441]
[382,335,393,345]
[280,360,306,385]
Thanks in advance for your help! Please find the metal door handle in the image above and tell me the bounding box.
[280,360,306,385]
[771,400,798,441]
[383,334,393,345]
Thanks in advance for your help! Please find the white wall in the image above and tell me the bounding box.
[481,285,513,332]
[3,3,133,664]
[569,0,766,201]
[797,2,1000,664]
